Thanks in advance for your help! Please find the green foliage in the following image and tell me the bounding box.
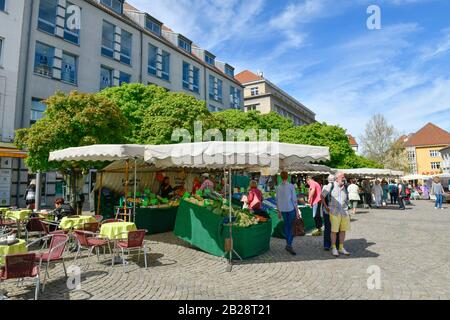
[97,83,168,143]
[15,91,130,172]
[280,122,381,169]
[139,92,213,144]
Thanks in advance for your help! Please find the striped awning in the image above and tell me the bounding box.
[0,143,27,159]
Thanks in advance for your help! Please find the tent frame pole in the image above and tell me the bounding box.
[124,159,129,222]
[227,167,242,272]
[133,158,137,223]
[97,172,103,215]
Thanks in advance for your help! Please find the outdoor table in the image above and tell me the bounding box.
[135,206,178,235]
[0,208,10,214]
[99,222,137,240]
[0,239,28,265]
[59,216,97,230]
[174,200,272,259]
[5,210,32,221]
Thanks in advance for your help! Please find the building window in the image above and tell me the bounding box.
[30,98,46,125]
[178,38,191,53]
[145,17,161,36]
[230,87,241,109]
[101,21,115,59]
[64,2,80,44]
[182,62,190,90]
[225,66,234,78]
[205,54,215,66]
[100,0,123,14]
[161,51,170,81]
[0,0,5,11]
[430,150,440,157]
[250,87,259,96]
[245,104,258,112]
[193,67,200,93]
[38,0,57,34]
[208,105,222,113]
[209,75,215,100]
[148,44,157,76]
[100,66,113,90]
[217,79,223,102]
[34,42,54,77]
[120,30,132,65]
[431,162,441,170]
[119,71,131,85]
[61,52,77,84]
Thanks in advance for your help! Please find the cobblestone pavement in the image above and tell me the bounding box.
[2,200,450,300]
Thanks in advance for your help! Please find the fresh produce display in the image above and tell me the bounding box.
[184,195,266,228]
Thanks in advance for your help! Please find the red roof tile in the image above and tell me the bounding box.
[405,123,450,147]
[347,135,358,146]
[235,70,264,84]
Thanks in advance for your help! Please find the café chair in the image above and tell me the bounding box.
[112,230,149,272]
[94,215,104,223]
[26,233,69,292]
[0,253,40,300]
[82,222,100,233]
[73,230,112,268]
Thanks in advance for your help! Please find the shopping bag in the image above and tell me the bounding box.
[292,218,305,237]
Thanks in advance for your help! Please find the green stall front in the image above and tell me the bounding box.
[135,206,179,235]
[269,205,316,239]
[174,200,272,259]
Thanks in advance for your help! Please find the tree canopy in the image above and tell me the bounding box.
[15,91,130,172]
[15,83,381,172]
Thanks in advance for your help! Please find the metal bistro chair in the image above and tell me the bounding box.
[113,230,149,272]
[27,233,69,292]
[94,215,104,223]
[73,230,112,269]
[0,253,40,300]
[25,217,47,244]
[81,222,100,233]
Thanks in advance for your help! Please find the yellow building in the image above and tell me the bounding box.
[404,123,450,175]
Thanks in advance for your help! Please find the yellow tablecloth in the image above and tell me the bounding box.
[5,210,32,221]
[0,208,10,214]
[0,239,28,265]
[59,216,97,230]
[99,222,137,240]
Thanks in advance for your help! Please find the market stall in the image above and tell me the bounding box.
[338,168,405,179]
[144,142,330,267]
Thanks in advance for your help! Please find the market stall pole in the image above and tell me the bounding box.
[226,168,242,272]
[96,172,103,216]
[133,158,137,223]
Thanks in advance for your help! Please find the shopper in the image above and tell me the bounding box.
[52,198,76,222]
[347,179,360,215]
[248,180,268,218]
[362,180,372,209]
[276,171,301,256]
[381,180,389,206]
[159,177,174,198]
[389,180,398,204]
[322,174,340,251]
[200,173,215,193]
[322,172,350,257]
[191,177,202,195]
[432,177,445,210]
[307,176,323,237]
[372,180,383,208]
[25,180,37,210]
[397,180,406,210]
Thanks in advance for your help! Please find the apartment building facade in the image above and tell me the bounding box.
[440,146,450,174]
[404,123,450,175]
[235,70,315,126]
[0,0,243,207]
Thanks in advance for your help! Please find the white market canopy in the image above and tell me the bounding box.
[402,174,433,181]
[49,144,145,162]
[290,164,335,175]
[336,168,404,178]
[144,142,330,172]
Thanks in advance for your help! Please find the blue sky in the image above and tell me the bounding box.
[128,0,450,138]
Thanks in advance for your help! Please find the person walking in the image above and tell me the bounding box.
[381,180,389,206]
[306,176,323,236]
[322,172,351,257]
[372,180,383,208]
[398,180,406,210]
[25,180,37,210]
[347,179,360,216]
[432,177,445,210]
[276,171,301,256]
[389,180,398,205]
[362,180,372,209]
[322,175,339,251]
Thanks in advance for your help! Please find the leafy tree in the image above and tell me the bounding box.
[280,122,381,168]
[15,91,130,172]
[383,139,410,172]
[97,83,168,143]
[139,92,213,144]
